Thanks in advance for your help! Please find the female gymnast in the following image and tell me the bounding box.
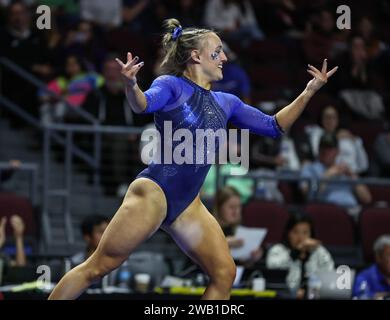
[49,18,337,300]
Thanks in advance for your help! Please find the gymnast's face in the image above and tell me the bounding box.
[197,33,228,82]
[219,195,241,227]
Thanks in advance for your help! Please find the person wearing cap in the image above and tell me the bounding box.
[300,133,371,209]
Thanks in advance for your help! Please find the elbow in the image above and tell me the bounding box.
[129,102,147,114]
[358,188,372,205]
[273,115,286,137]
[132,106,147,114]
[362,194,372,205]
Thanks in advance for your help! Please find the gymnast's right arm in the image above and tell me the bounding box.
[116,52,175,114]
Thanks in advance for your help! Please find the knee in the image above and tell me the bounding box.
[82,255,124,283]
[81,263,107,283]
[210,259,236,288]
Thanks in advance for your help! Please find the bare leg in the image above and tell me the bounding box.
[164,196,236,300]
[48,178,167,300]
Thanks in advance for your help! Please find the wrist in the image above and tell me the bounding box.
[15,234,24,241]
[125,76,137,88]
[303,88,315,99]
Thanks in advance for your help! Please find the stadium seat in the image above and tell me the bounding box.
[360,207,390,263]
[304,203,355,246]
[242,199,289,246]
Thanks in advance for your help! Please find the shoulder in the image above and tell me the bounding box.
[266,244,291,267]
[302,161,322,172]
[358,264,376,278]
[268,243,289,255]
[313,245,331,256]
[214,91,242,107]
[304,124,323,135]
[151,75,180,87]
[149,75,183,96]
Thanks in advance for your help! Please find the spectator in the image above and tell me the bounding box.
[173,0,204,27]
[204,0,264,46]
[0,215,27,267]
[357,16,386,61]
[63,20,107,72]
[122,0,150,31]
[80,0,122,29]
[335,35,378,91]
[0,160,21,188]
[0,1,52,119]
[37,0,80,29]
[213,186,262,267]
[373,129,390,177]
[249,106,310,202]
[70,214,163,289]
[304,105,369,174]
[254,0,305,37]
[353,235,390,300]
[0,1,52,77]
[303,8,338,66]
[300,133,372,211]
[70,214,109,267]
[266,211,334,298]
[202,141,254,204]
[336,35,385,120]
[39,54,104,124]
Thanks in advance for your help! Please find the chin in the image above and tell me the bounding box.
[215,73,223,81]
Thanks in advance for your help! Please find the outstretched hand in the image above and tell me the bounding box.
[10,215,25,238]
[306,59,338,94]
[115,52,144,86]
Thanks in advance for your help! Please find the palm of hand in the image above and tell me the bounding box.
[306,59,338,93]
[115,52,144,84]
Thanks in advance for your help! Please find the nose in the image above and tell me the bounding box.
[221,51,228,63]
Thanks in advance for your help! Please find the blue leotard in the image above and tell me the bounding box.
[136,75,283,226]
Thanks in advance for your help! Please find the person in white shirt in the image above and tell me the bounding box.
[266,211,334,298]
[304,105,369,174]
[80,0,122,28]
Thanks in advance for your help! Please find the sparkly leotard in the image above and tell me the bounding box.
[136,75,283,226]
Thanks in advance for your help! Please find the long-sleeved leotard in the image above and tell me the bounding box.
[136,75,283,226]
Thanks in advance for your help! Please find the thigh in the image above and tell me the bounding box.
[91,178,167,265]
[164,197,234,276]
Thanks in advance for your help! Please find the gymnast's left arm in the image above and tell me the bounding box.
[275,59,338,131]
[228,59,338,138]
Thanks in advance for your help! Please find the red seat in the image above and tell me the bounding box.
[369,185,390,205]
[349,121,384,155]
[304,203,355,246]
[0,192,36,239]
[248,65,290,90]
[360,207,390,263]
[242,200,289,247]
[278,182,294,204]
[248,39,290,61]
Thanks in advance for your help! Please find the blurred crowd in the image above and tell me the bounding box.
[1,0,390,299]
[1,0,390,197]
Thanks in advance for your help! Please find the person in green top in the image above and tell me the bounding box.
[201,163,254,203]
[201,141,254,203]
